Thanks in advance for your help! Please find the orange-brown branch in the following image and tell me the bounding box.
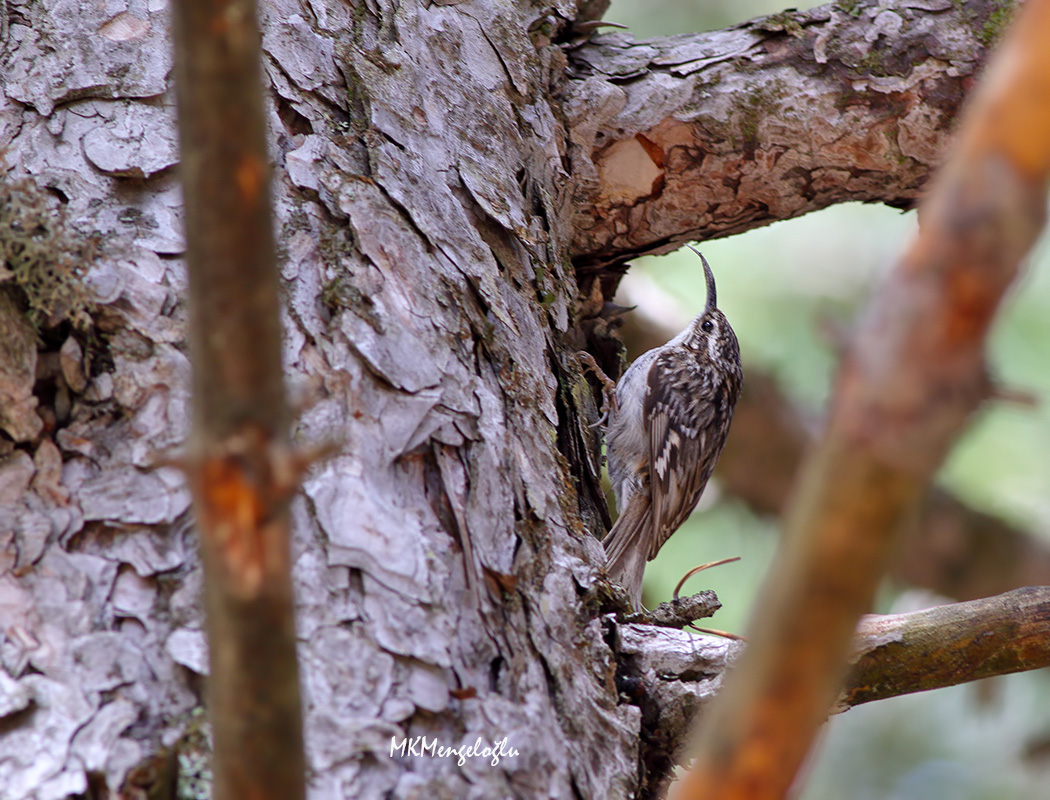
[679,0,1050,796]
[172,0,306,792]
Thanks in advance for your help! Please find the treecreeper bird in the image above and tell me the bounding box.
[603,247,743,607]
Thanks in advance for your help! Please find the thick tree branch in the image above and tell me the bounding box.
[618,587,1050,797]
[842,586,1050,708]
[681,0,1050,794]
[564,0,1003,268]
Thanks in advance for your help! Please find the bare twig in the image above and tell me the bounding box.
[672,556,742,601]
[171,0,306,793]
[622,590,723,629]
[986,383,1039,407]
[688,626,745,642]
[668,557,746,640]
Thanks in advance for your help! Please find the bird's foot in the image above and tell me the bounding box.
[576,351,618,428]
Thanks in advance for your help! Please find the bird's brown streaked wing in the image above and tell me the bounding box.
[645,353,716,560]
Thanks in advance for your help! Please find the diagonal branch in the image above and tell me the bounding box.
[564,0,1004,268]
[679,0,1050,794]
[726,371,1050,602]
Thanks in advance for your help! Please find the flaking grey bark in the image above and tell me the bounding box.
[1,0,634,796]
[0,0,1005,797]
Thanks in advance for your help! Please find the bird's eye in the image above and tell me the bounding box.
[701,320,714,333]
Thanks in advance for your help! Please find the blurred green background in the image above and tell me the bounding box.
[604,1,1050,798]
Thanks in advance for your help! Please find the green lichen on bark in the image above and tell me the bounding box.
[836,0,863,17]
[0,170,95,330]
[978,0,1016,46]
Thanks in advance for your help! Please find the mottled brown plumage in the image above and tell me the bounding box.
[604,249,743,606]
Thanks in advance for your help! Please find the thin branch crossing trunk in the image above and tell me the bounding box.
[172,0,306,793]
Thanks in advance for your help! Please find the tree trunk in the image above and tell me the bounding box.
[0,0,1007,797]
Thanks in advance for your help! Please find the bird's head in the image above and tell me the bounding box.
[683,247,741,369]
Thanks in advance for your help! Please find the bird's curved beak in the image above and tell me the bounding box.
[687,244,717,312]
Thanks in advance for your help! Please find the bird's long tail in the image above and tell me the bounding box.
[603,496,651,608]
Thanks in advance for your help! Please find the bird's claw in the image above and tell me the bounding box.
[576,351,619,428]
